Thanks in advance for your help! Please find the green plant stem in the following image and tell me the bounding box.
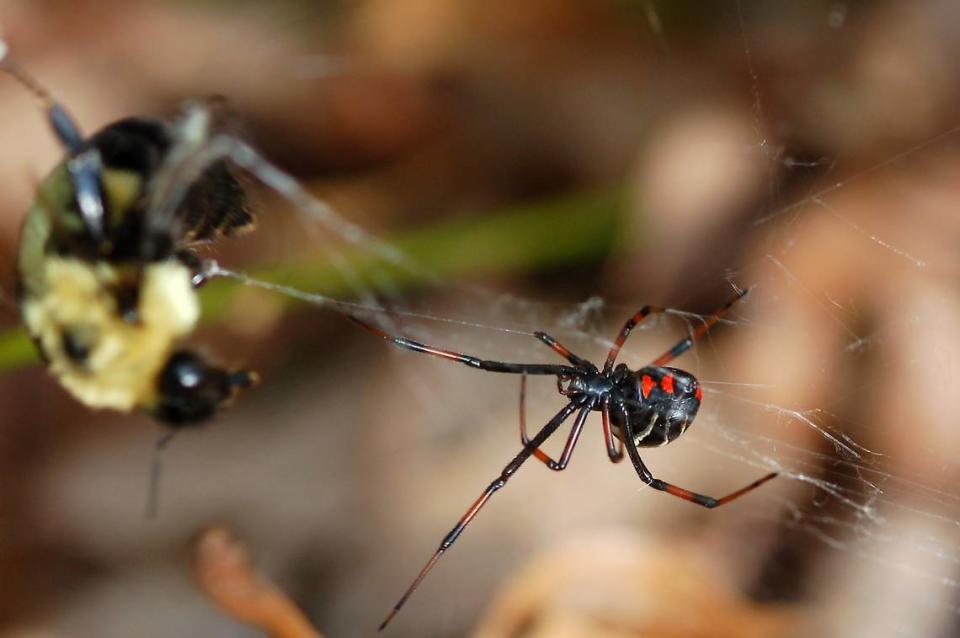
[0,189,623,372]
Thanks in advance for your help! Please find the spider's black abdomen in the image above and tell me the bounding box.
[611,366,701,447]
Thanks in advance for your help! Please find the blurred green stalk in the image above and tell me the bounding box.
[0,189,623,371]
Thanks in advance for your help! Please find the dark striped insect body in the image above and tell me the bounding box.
[4,43,257,427]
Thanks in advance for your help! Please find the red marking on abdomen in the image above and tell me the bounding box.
[695,385,702,401]
[660,374,674,394]
[641,375,656,398]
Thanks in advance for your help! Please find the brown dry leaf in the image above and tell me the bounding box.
[194,526,322,638]
[473,530,799,638]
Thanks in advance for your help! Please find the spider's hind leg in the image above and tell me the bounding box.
[622,412,777,508]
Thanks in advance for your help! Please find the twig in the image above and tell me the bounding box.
[193,526,323,638]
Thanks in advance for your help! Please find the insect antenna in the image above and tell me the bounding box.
[0,36,85,150]
[146,430,178,520]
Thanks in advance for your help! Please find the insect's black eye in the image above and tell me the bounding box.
[61,330,91,364]
[154,351,253,425]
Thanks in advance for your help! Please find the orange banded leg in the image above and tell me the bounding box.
[603,305,667,373]
[603,288,751,374]
[649,287,750,367]
[520,375,594,470]
[534,332,593,368]
[348,316,575,376]
[379,399,584,631]
[650,471,779,508]
[519,374,553,466]
[601,398,624,463]
[622,410,776,508]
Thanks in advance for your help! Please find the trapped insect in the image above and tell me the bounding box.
[1,40,257,426]
[356,289,778,630]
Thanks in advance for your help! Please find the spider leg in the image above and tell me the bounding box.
[519,374,552,466]
[533,332,593,368]
[603,305,668,373]
[379,399,584,631]
[350,316,577,376]
[601,397,624,463]
[622,411,776,508]
[603,288,750,372]
[519,374,594,470]
[649,287,749,367]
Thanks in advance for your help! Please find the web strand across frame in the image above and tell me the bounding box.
[178,90,960,633]
[4,5,960,637]
[113,11,960,629]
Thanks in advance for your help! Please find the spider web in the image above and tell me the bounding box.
[24,3,960,638]
[199,6,960,637]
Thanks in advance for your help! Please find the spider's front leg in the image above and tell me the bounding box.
[348,315,577,376]
[604,287,750,373]
[533,331,594,368]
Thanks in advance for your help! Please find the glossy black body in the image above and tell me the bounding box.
[609,365,701,447]
[560,363,701,447]
[154,351,256,425]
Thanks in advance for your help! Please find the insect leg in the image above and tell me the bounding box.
[0,44,84,150]
[66,148,109,242]
[0,46,110,240]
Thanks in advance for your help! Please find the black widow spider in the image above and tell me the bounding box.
[351,287,778,630]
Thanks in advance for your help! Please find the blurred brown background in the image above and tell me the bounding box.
[1,1,959,637]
